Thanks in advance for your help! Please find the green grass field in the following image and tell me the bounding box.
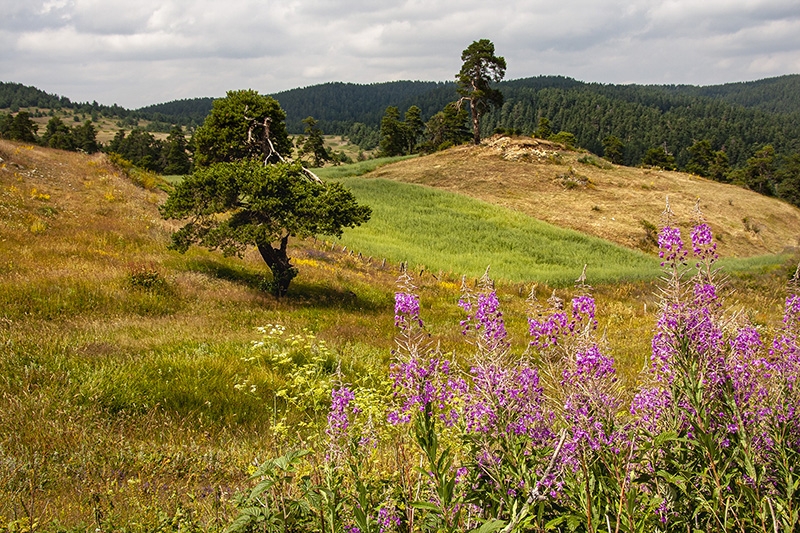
[328,176,661,285]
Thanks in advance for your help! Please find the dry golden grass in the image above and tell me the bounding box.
[367,136,800,258]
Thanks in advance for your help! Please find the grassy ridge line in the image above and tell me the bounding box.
[328,176,662,285]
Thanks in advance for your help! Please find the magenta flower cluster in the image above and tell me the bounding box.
[459,290,509,353]
[690,223,718,265]
[387,356,466,426]
[395,291,423,330]
[464,363,552,442]
[657,225,687,266]
[528,295,597,349]
[325,386,361,462]
[317,217,800,531]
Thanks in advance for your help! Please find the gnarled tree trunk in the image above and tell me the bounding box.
[256,235,298,297]
[470,101,481,145]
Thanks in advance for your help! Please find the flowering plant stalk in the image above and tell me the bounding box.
[233,205,800,533]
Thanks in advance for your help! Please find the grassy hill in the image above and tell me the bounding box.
[321,175,661,285]
[1,139,797,530]
[354,136,800,259]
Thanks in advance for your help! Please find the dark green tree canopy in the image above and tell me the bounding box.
[162,125,191,175]
[379,106,405,157]
[192,89,291,168]
[299,116,331,167]
[686,139,714,176]
[41,116,74,150]
[423,104,470,152]
[73,120,99,153]
[0,111,38,142]
[161,160,370,296]
[602,135,625,165]
[642,146,677,170]
[457,39,506,145]
[743,144,777,195]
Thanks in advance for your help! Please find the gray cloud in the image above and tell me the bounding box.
[1,0,798,107]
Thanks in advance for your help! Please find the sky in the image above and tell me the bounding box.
[2,0,800,109]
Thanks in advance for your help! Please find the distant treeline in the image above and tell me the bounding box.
[0,82,211,128]
[270,75,800,168]
[2,76,800,205]
[0,109,191,175]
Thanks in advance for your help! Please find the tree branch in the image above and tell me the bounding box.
[242,106,322,184]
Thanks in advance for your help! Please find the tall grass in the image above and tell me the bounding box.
[330,177,662,285]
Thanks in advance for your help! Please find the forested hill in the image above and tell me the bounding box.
[659,74,800,114]
[4,75,800,169]
[266,74,800,170]
[479,75,800,168]
[270,81,452,133]
[269,75,800,169]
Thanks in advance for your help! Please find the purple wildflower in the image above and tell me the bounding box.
[460,290,509,354]
[560,343,625,461]
[571,295,597,325]
[690,223,718,265]
[529,312,569,349]
[395,291,423,330]
[377,506,401,533]
[464,363,552,442]
[566,344,617,382]
[630,387,672,433]
[388,356,465,426]
[784,294,800,330]
[326,386,360,462]
[693,283,718,307]
[658,226,687,266]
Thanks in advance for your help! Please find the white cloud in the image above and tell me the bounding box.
[1,0,798,108]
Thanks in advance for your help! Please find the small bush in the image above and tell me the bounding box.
[577,154,612,169]
[556,167,589,189]
[127,264,168,293]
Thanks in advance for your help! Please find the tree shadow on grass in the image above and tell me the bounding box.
[185,257,389,312]
[287,281,389,313]
[187,257,266,290]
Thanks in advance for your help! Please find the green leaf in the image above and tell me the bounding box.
[470,518,506,533]
[411,501,442,514]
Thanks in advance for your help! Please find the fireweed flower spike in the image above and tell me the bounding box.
[326,385,360,463]
[459,289,509,356]
[389,274,465,427]
[690,222,718,267]
[657,225,687,267]
[394,291,422,330]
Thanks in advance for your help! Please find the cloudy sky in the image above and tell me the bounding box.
[2,0,799,109]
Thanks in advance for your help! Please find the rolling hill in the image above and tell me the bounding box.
[348,136,800,259]
[2,137,798,529]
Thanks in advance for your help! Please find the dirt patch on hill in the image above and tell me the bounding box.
[367,136,800,258]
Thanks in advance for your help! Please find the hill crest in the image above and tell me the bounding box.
[365,136,800,258]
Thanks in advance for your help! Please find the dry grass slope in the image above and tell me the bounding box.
[368,136,800,258]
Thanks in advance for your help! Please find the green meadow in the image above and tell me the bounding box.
[329,176,661,285]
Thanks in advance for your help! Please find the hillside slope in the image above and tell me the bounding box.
[1,139,796,529]
[365,137,800,258]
